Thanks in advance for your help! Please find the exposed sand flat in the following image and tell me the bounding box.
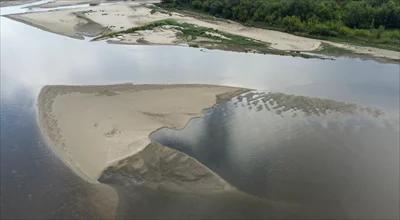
[115,27,180,44]
[38,84,247,184]
[31,0,159,8]
[0,0,38,7]
[84,4,166,31]
[7,2,399,61]
[36,0,106,8]
[6,8,101,38]
[5,2,155,38]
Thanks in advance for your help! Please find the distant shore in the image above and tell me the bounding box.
[6,0,399,62]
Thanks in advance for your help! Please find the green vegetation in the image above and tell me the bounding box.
[95,19,264,48]
[97,19,326,58]
[159,0,400,51]
[316,43,355,56]
[93,19,324,58]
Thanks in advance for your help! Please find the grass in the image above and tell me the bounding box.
[313,43,399,63]
[94,19,265,48]
[93,19,324,59]
[315,43,355,56]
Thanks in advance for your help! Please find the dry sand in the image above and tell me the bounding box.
[37,84,247,184]
[35,0,159,8]
[8,1,399,61]
[111,27,181,45]
[35,0,106,8]
[5,6,108,38]
[0,0,38,7]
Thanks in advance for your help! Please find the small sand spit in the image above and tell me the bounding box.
[37,84,247,187]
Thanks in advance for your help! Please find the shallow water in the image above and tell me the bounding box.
[1,2,399,219]
[151,91,399,219]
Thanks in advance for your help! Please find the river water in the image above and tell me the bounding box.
[1,2,399,219]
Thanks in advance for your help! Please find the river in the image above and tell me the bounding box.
[1,2,399,219]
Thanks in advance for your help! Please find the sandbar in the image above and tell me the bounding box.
[37,84,247,186]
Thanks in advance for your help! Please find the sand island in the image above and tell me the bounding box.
[37,84,247,189]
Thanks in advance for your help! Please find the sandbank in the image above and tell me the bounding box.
[37,84,247,187]
[0,0,38,7]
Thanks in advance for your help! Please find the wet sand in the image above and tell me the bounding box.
[7,1,399,61]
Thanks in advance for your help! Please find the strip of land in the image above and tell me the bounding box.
[6,1,399,62]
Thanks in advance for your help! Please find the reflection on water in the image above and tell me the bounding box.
[1,16,399,110]
[151,91,399,219]
[1,2,399,219]
[0,93,109,219]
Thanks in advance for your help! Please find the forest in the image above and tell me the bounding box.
[160,0,400,50]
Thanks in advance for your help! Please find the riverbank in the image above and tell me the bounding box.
[159,1,400,52]
[6,1,399,62]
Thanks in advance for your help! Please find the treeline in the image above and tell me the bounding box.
[160,0,400,50]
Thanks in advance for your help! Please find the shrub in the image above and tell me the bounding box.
[282,16,304,32]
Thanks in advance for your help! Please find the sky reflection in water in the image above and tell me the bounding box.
[152,91,399,219]
[1,16,399,111]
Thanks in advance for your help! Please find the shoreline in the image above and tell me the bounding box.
[6,1,399,62]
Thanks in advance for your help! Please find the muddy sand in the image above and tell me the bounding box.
[7,1,399,61]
